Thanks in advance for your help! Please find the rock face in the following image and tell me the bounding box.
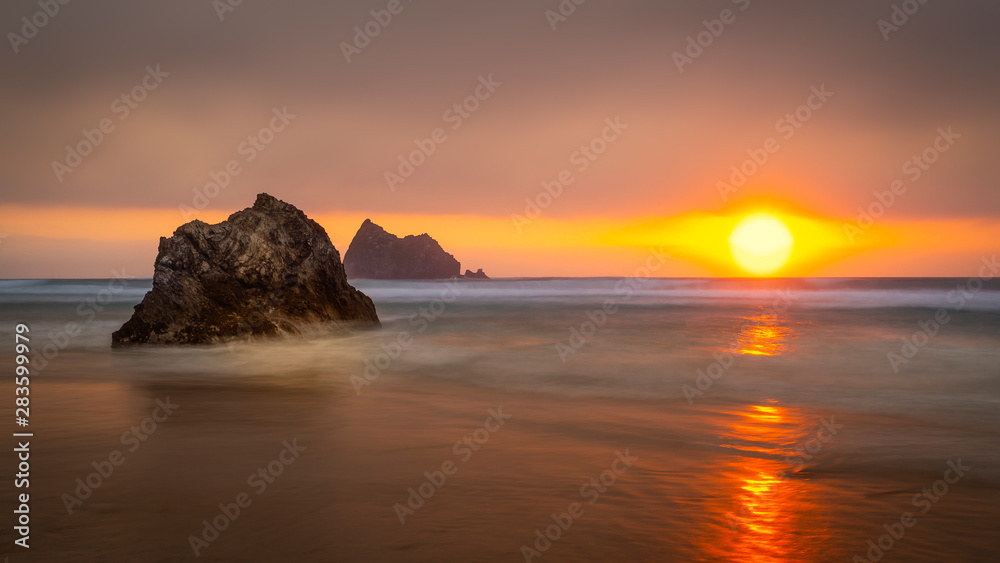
[464,269,490,279]
[112,194,379,346]
[344,219,460,279]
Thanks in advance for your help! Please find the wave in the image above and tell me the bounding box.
[3,277,1000,311]
[0,279,151,303]
[353,278,1000,312]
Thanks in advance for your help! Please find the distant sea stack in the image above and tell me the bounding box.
[464,269,490,279]
[111,193,379,346]
[344,219,461,279]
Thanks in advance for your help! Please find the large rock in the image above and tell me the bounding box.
[464,269,490,279]
[343,219,460,279]
[112,193,379,346]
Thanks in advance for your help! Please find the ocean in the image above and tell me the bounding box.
[1,277,998,562]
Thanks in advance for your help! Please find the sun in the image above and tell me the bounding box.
[728,213,795,276]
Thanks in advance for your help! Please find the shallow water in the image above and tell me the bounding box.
[0,278,998,561]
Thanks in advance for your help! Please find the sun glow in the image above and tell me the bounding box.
[600,198,874,276]
[728,214,795,276]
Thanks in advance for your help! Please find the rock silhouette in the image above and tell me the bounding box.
[344,219,460,279]
[112,193,379,346]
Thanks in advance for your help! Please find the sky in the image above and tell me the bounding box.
[0,0,998,278]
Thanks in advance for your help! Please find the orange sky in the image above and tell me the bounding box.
[1,201,997,278]
[1,1,997,278]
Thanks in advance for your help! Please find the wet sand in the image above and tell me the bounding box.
[4,374,998,562]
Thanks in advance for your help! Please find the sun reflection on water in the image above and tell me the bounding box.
[735,312,793,356]
[697,402,828,562]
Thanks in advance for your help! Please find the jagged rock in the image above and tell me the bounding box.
[343,219,460,279]
[111,193,379,346]
[464,269,490,279]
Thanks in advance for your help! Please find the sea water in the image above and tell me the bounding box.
[0,277,997,561]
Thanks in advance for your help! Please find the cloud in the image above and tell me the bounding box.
[1,0,998,276]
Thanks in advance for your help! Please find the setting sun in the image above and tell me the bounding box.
[728,213,795,276]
